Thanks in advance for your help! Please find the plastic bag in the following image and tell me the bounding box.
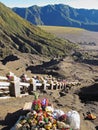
[41,98,49,107]
[52,109,65,119]
[66,110,80,130]
[45,106,54,113]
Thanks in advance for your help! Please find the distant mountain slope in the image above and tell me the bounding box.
[12,4,98,31]
[0,2,76,59]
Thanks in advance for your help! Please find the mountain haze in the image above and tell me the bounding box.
[12,4,98,31]
[0,2,76,59]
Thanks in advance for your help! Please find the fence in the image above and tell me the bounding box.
[0,75,66,98]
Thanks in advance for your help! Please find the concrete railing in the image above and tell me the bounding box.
[0,75,66,97]
[0,76,10,97]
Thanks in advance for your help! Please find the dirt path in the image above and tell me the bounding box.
[0,90,98,130]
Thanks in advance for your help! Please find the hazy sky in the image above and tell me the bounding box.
[0,0,98,9]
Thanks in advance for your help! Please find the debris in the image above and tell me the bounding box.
[11,95,81,130]
[83,111,96,120]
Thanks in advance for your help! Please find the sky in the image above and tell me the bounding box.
[0,0,98,9]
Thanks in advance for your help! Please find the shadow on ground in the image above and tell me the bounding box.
[83,59,98,66]
[0,109,24,130]
[79,83,98,102]
[95,126,98,130]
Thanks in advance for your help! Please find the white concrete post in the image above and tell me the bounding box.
[31,78,36,91]
[59,82,62,89]
[56,82,59,89]
[50,80,53,90]
[9,76,20,97]
[42,79,46,90]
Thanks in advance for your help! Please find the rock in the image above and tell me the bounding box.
[59,92,66,96]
